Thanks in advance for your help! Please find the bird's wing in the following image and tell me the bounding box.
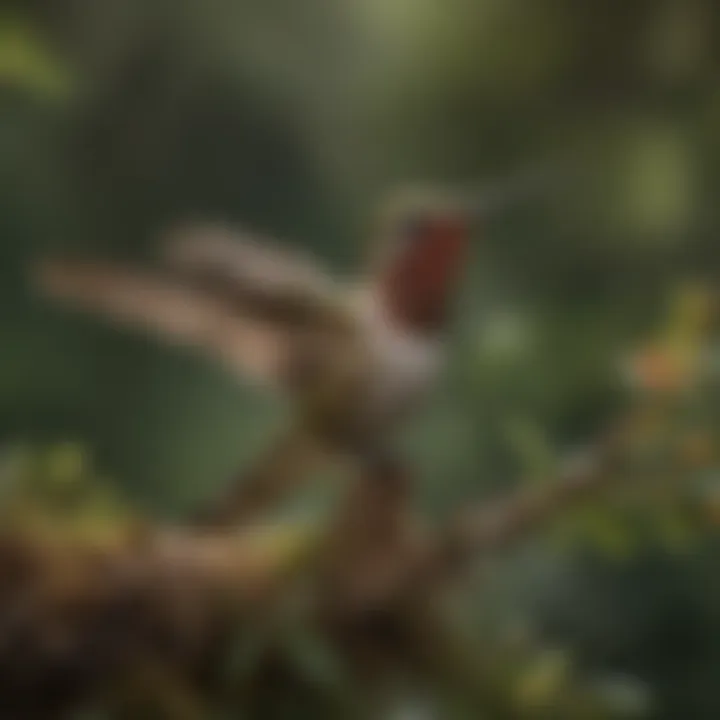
[161,223,351,329]
[33,258,297,387]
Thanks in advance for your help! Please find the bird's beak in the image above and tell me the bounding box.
[458,162,565,222]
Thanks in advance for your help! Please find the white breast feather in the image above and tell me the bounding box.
[355,291,443,421]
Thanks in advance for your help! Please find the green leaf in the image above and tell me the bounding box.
[651,508,697,553]
[283,626,345,692]
[503,416,557,481]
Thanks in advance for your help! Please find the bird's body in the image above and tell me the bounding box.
[349,288,444,438]
[34,189,472,525]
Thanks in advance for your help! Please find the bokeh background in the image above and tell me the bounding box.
[1,1,720,718]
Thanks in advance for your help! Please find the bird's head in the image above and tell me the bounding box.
[373,169,554,334]
[375,192,471,334]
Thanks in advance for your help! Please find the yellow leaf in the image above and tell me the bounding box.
[0,14,73,99]
[515,649,571,711]
[44,442,89,487]
[669,283,713,338]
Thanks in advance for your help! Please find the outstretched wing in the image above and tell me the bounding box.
[161,223,349,329]
[34,258,295,386]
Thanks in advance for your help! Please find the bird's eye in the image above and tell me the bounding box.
[401,216,429,241]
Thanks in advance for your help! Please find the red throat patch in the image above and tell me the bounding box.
[382,217,468,332]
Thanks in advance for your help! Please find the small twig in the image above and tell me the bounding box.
[190,426,325,529]
[433,410,644,577]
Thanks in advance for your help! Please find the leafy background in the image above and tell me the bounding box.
[1,1,719,717]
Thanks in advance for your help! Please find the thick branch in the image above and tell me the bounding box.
[0,410,654,717]
[0,520,319,717]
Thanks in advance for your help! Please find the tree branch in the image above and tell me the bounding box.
[0,408,656,717]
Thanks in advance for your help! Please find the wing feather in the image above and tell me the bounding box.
[34,258,292,386]
[161,223,345,327]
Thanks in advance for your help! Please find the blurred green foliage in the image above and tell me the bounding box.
[1,1,720,718]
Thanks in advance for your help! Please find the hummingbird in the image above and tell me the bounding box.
[34,178,545,527]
